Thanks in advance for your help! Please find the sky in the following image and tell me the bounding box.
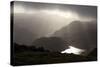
[12,1,97,54]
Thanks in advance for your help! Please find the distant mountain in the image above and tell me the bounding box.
[52,20,97,54]
[32,37,69,52]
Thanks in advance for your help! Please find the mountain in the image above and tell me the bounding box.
[52,20,97,55]
[32,37,69,52]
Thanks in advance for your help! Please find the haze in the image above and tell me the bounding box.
[13,1,96,45]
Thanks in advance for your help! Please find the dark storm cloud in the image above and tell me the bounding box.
[14,1,97,18]
[12,1,97,53]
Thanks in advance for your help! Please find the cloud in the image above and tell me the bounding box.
[13,1,97,48]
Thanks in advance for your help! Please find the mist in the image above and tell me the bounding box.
[13,1,97,45]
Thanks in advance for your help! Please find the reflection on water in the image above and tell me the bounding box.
[61,46,85,55]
